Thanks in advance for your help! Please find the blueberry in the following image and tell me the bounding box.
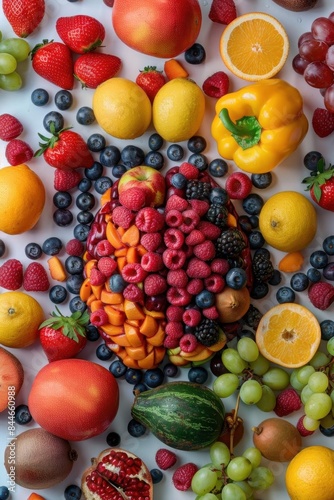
[42,236,63,255]
[53,208,73,227]
[109,273,126,293]
[163,362,179,378]
[167,144,184,162]
[112,164,127,178]
[15,404,32,425]
[85,161,104,180]
[73,223,90,241]
[25,242,42,260]
[290,272,309,291]
[0,486,9,500]
[208,158,228,177]
[254,248,271,259]
[150,468,163,484]
[43,110,64,133]
[171,172,187,189]
[184,42,206,64]
[187,135,207,153]
[133,382,148,394]
[31,88,49,106]
[209,186,229,205]
[100,145,121,167]
[127,418,146,437]
[250,281,269,299]
[249,215,259,229]
[248,230,265,249]
[143,368,164,388]
[323,235,334,255]
[188,152,208,171]
[77,210,94,225]
[144,151,164,170]
[121,145,145,167]
[109,359,127,378]
[195,290,215,308]
[306,267,321,283]
[78,178,92,192]
[242,193,264,215]
[106,431,121,447]
[54,89,73,110]
[86,324,100,342]
[66,274,84,295]
[320,319,334,340]
[76,192,95,211]
[309,250,328,269]
[94,176,113,194]
[319,422,334,437]
[49,285,67,304]
[251,172,272,189]
[238,215,253,233]
[188,366,208,384]
[225,267,247,290]
[64,484,82,500]
[323,262,334,281]
[53,191,72,209]
[0,239,5,258]
[276,286,295,303]
[268,269,282,286]
[303,151,324,171]
[76,106,95,125]
[96,343,114,361]
[125,368,143,385]
[65,256,84,275]
[87,133,106,152]
[148,133,164,151]
[69,296,87,314]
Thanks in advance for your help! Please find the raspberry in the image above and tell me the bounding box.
[54,169,82,191]
[208,0,237,25]
[144,274,167,296]
[312,107,334,138]
[274,388,302,417]
[5,139,34,165]
[186,258,212,278]
[225,172,253,200]
[308,281,334,310]
[96,239,114,256]
[163,335,180,349]
[165,209,183,228]
[155,448,177,470]
[165,194,189,212]
[97,257,117,277]
[163,249,187,270]
[178,162,200,180]
[112,205,135,228]
[185,230,205,246]
[89,267,106,286]
[119,187,146,211]
[140,252,164,272]
[0,259,23,290]
[182,308,202,327]
[167,287,192,306]
[204,273,225,293]
[23,262,50,292]
[189,199,210,217]
[0,113,23,141]
[90,308,109,326]
[180,209,200,234]
[193,240,216,261]
[140,232,162,252]
[202,71,230,98]
[296,415,315,437]
[167,269,188,288]
[197,220,222,240]
[123,284,144,302]
[164,228,184,249]
[172,463,198,491]
[202,305,220,319]
[165,322,184,339]
[211,258,230,275]
[179,333,198,352]
[121,263,147,283]
[166,306,185,322]
[187,278,204,295]
[65,238,84,256]
[135,207,165,233]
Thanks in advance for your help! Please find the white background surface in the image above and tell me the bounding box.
[0,0,333,499]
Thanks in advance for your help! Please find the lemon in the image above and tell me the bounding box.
[152,78,205,142]
[285,446,334,500]
[0,292,44,348]
[259,191,317,252]
[92,77,152,139]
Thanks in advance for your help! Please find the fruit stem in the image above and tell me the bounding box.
[228,394,243,455]
[219,108,262,150]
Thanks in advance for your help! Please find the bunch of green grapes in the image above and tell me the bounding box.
[191,441,274,500]
[0,32,30,91]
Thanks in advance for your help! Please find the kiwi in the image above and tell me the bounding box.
[252,418,302,462]
[4,427,77,489]
[272,0,318,11]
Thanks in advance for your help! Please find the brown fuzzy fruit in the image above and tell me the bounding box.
[4,428,77,489]
[252,418,302,462]
[272,0,318,11]
[0,346,24,412]
[215,286,250,323]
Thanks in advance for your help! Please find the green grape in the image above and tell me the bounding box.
[331,390,334,406]
[256,384,276,412]
[304,392,332,420]
[226,456,252,482]
[0,37,30,62]
[242,447,262,469]
[320,412,334,429]
[191,467,218,496]
[233,481,254,499]
[237,337,259,362]
[290,369,306,391]
[327,336,334,356]
[222,348,248,374]
[303,415,320,431]
[221,483,247,500]
[262,367,290,390]
[249,353,270,376]
[0,71,22,91]
[195,494,220,500]
[247,466,275,490]
[209,441,230,467]
[239,379,263,405]
[309,350,331,369]
[213,373,239,398]
[0,53,17,75]
[296,364,315,385]
[301,384,314,404]
[307,371,329,393]
[0,31,2,42]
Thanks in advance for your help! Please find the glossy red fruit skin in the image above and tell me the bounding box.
[31,41,74,90]
[217,411,244,447]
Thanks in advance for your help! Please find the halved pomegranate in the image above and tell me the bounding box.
[81,448,153,500]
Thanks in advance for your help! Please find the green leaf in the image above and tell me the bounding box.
[219,108,262,150]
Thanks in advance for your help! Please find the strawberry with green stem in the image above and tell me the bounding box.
[135,66,166,103]
[31,40,74,90]
[303,156,334,212]
[56,15,105,54]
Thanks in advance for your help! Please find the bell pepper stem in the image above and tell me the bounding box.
[219,108,262,150]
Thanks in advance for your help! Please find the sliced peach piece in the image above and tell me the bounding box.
[114,247,128,258]
[117,256,127,272]
[124,323,144,347]
[90,299,104,312]
[84,259,97,277]
[109,333,131,347]
[126,246,139,264]
[126,319,141,327]
[117,226,126,237]
[209,330,227,352]
[102,324,124,336]
[124,300,146,320]
[122,355,140,369]
[121,224,140,247]
[143,307,165,319]
[47,256,67,281]
[137,350,156,369]
[278,251,304,273]
[27,494,46,500]
[91,284,104,299]
[106,221,124,249]
[86,293,97,307]
[80,278,92,302]
[180,347,213,362]
[105,342,125,355]
[104,305,126,326]
[154,346,166,365]
[100,187,112,207]
[227,213,237,227]
[100,289,123,305]
[125,345,147,360]
[146,324,165,346]
[136,244,148,257]
[139,315,159,337]
[168,354,191,367]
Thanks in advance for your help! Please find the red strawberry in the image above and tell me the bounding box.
[56,15,105,54]
[202,71,230,98]
[0,259,23,290]
[0,114,23,141]
[74,53,122,89]
[208,0,237,25]
[3,0,45,38]
[303,160,334,211]
[312,107,334,138]
[135,66,166,103]
[35,127,94,170]
[23,262,50,292]
[54,169,83,191]
[39,308,89,362]
[5,139,34,166]
[31,41,74,90]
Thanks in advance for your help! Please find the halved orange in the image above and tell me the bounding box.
[220,12,289,81]
[255,303,321,368]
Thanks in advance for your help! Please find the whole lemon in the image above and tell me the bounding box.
[153,78,205,142]
[259,191,317,252]
[285,445,334,500]
[0,291,44,348]
[92,77,152,139]
[0,164,45,235]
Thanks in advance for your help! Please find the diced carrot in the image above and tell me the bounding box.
[121,224,140,247]
[104,305,126,326]
[47,256,67,281]
[126,246,139,264]
[164,59,189,80]
[79,278,92,302]
[278,251,304,273]
[106,221,124,249]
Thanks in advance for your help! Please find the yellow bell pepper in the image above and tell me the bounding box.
[211,79,309,174]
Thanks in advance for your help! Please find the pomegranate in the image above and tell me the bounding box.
[81,448,153,500]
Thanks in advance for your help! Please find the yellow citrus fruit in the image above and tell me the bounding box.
[259,191,317,252]
[92,77,152,139]
[285,445,334,500]
[255,303,321,368]
[0,164,45,235]
[152,78,205,142]
[220,12,289,81]
[0,291,45,348]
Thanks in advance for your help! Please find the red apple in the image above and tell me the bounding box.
[118,166,166,208]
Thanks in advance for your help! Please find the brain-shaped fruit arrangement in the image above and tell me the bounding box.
[80,165,253,369]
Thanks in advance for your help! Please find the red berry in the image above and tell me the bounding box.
[187,278,204,295]
[123,284,144,302]
[178,162,200,180]
[54,169,82,191]
[165,209,183,228]
[274,388,302,417]
[119,187,146,211]
[186,258,212,279]
[180,209,200,234]
[165,321,184,339]
[121,263,147,283]
[165,194,189,212]
[203,305,220,319]
[211,258,230,275]
[112,206,135,228]
[208,0,237,25]
[97,257,117,277]
[140,233,163,252]
[140,252,164,272]
[189,199,210,216]
[96,240,114,257]
[202,71,230,98]
[225,172,253,200]
[179,333,198,352]
[185,230,206,246]
[0,113,23,141]
[135,207,165,233]
[197,220,221,240]
[0,258,23,290]
[65,239,84,256]
[163,249,187,270]
[312,107,334,138]
[163,335,180,349]
[167,269,189,288]
[164,228,185,249]
[144,274,167,296]
[182,308,202,327]
[23,262,50,292]
[193,240,216,261]
[308,281,334,310]
[172,463,198,491]
[296,415,315,437]
[5,139,33,166]
[155,448,177,470]
[166,306,185,322]
[89,267,107,286]
[204,273,225,293]
[90,308,108,326]
[167,287,192,306]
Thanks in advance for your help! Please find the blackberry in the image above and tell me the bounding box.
[195,318,220,347]
[252,252,274,282]
[243,304,262,330]
[216,228,246,257]
[185,179,211,200]
[206,203,228,229]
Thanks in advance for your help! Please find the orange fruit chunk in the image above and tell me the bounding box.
[278,251,304,273]
[255,303,321,368]
[219,12,289,81]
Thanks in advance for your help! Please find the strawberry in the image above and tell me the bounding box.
[312,107,334,138]
[56,15,105,54]
[54,169,82,191]
[5,139,34,166]
[39,308,89,362]
[35,126,94,170]
[135,66,166,103]
[74,53,122,89]
[31,41,74,90]
[303,158,334,211]
[3,0,45,38]
[0,114,23,141]
[208,0,237,25]
[0,259,23,290]
[23,262,50,292]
